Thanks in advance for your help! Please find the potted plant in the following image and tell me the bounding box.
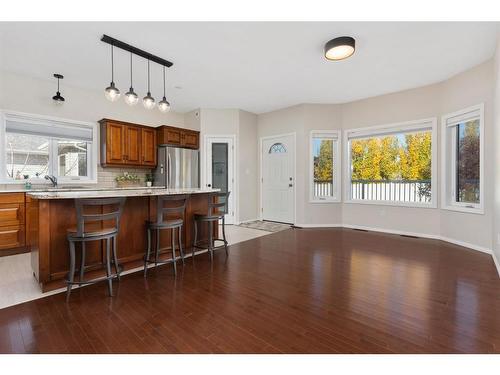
[115,172,141,188]
[145,173,154,187]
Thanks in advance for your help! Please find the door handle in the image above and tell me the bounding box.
[289,184,293,187]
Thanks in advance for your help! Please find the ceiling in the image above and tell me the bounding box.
[0,22,498,114]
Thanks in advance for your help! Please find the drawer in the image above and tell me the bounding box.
[0,203,25,227]
[0,225,25,250]
[0,193,25,204]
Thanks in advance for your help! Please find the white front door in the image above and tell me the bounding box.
[261,134,295,224]
[204,136,235,224]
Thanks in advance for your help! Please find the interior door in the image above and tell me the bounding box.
[261,134,295,224]
[205,137,235,224]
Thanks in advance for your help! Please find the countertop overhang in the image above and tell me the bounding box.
[26,188,221,200]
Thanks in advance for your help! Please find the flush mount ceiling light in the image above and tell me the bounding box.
[124,52,139,106]
[104,44,120,102]
[52,74,65,103]
[158,66,171,113]
[324,36,356,61]
[143,60,155,110]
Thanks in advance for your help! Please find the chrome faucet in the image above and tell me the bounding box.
[44,175,58,187]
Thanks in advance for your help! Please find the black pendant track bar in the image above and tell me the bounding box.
[101,34,173,68]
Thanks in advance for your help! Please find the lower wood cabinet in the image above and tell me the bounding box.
[0,193,26,253]
[0,225,25,250]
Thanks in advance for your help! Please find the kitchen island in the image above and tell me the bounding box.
[26,188,220,292]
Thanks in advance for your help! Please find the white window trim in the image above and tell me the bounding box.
[0,110,98,184]
[440,104,484,215]
[343,117,438,209]
[309,130,341,203]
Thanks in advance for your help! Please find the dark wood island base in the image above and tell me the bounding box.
[27,190,218,292]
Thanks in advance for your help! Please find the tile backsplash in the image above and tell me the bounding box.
[0,166,156,191]
[97,166,151,188]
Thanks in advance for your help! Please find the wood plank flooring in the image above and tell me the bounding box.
[0,228,499,353]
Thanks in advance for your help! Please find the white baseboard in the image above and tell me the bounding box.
[295,223,492,255]
[342,223,442,241]
[439,236,491,255]
[294,223,342,228]
[492,251,500,278]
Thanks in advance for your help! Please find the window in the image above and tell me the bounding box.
[344,119,437,207]
[269,142,287,153]
[441,104,484,214]
[310,130,341,202]
[1,111,97,183]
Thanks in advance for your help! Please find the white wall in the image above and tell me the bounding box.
[257,60,495,252]
[238,110,258,222]
[184,109,201,131]
[0,70,185,127]
[440,61,494,251]
[493,38,500,271]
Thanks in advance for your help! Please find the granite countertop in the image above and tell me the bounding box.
[26,187,221,200]
[0,186,167,193]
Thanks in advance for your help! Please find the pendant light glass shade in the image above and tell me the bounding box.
[105,82,120,102]
[124,88,139,106]
[143,60,155,109]
[124,52,138,106]
[143,93,155,110]
[158,97,170,112]
[104,45,120,101]
[158,66,170,112]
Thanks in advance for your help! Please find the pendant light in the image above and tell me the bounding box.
[52,74,65,103]
[104,44,120,102]
[143,59,155,110]
[124,52,139,106]
[324,36,356,61]
[158,66,171,113]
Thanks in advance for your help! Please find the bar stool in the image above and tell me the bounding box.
[192,191,230,262]
[66,197,126,301]
[144,195,188,277]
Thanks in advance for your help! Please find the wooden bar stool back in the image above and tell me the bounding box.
[144,194,188,277]
[192,191,231,262]
[66,197,126,301]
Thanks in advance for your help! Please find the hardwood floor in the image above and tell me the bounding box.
[0,228,499,353]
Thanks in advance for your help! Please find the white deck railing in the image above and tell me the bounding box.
[314,180,432,203]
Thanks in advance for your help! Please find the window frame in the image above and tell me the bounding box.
[309,130,341,203]
[0,110,98,184]
[343,118,438,208]
[441,104,484,215]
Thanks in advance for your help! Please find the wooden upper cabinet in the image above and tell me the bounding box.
[106,122,126,164]
[141,127,157,166]
[160,126,183,146]
[99,119,157,168]
[157,126,200,149]
[183,130,200,149]
[125,126,141,164]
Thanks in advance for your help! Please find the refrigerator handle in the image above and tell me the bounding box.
[167,152,171,188]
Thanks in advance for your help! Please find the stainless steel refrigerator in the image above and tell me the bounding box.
[153,146,200,188]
